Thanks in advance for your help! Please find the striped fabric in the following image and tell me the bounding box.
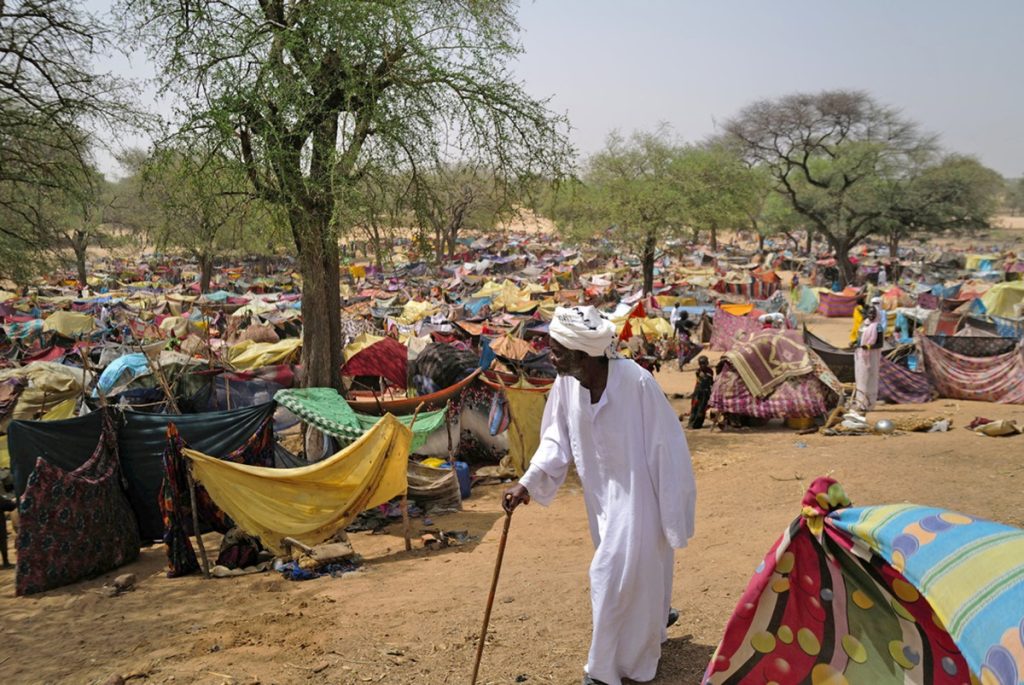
[919,336,1024,404]
[831,505,1024,685]
[705,478,1024,685]
[878,356,933,404]
[817,292,859,317]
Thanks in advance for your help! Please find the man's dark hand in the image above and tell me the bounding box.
[502,483,530,514]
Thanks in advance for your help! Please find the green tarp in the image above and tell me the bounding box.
[274,388,447,451]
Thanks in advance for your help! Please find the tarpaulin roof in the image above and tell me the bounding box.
[341,336,408,388]
[9,403,278,540]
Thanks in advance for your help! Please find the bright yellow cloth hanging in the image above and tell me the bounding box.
[182,414,411,555]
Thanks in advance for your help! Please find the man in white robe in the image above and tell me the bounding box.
[503,306,697,685]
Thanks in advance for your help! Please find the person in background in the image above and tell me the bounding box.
[689,356,715,429]
[870,295,888,341]
[853,304,883,411]
[849,294,868,347]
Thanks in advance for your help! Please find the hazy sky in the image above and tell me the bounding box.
[88,0,1023,176]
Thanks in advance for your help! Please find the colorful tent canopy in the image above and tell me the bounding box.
[920,336,1024,404]
[341,335,408,388]
[981,282,1024,318]
[274,387,446,450]
[704,477,1024,685]
[228,338,302,370]
[182,413,411,555]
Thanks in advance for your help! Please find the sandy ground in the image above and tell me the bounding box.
[2,316,1023,684]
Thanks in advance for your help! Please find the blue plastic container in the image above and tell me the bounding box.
[440,461,472,500]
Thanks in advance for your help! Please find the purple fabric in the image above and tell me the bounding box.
[878,356,933,404]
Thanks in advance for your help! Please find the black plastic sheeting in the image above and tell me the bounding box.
[9,403,277,541]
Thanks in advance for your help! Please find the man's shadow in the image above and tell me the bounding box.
[626,634,716,684]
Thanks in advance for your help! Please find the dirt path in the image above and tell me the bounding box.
[3,344,1024,684]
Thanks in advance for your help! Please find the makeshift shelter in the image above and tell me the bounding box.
[710,331,842,419]
[9,403,278,541]
[180,414,411,555]
[878,356,934,404]
[980,281,1024,319]
[709,307,764,352]
[479,373,550,477]
[341,335,408,389]
[274,387,446,451]
[919,336,1024,404]
[704,477,1024,685]
[817,290,860,317]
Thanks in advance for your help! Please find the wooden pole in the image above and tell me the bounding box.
[470,510,513,685]
[187,464,212,579]
[401,402,426,552]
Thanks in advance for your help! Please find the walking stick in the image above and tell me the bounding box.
[470,505,514,685]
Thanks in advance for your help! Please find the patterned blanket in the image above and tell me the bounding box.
[710,309,763,352]
[879,356,934,404]
[927,335,1019,358]
[16,415,139,595]
[723,331,815,398]
[919,336,1024,404]
[704,477,1024,685]
[710,364,840,419]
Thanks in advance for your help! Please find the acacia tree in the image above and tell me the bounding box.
[558,130,687,295]
[140,148,281,293]
[118,1,569,390]
[879,154,1002,274]
[674,144,770,251]
[410,164,511,264]
[724,90,934,284]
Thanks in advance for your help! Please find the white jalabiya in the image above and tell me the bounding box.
[519,359,697,685]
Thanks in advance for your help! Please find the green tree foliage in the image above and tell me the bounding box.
[138,147,284,293]
[724,90,934,284]
[556,130,688,295]
[1,0,136,277]
[118,0,570,389]
[674,144,771,251]
[878,154,1003,268]
[552,131,769,294]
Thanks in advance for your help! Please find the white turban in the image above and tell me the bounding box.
[549,306,618,358]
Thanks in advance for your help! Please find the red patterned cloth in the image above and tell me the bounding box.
[15,415,139,595]
[342,337,408,388]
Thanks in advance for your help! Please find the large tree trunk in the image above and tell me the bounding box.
[198,254,214,294]
[641,231,657,295]
[709,222,718,252]
[829,235,855,286]
[757,231,765,253]
[292,209,342,392]
[804,228,814,256]
[888,232,901,281]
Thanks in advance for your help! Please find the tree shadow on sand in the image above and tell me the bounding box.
[627,633,717,684]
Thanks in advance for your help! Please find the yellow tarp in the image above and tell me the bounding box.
[497,380,549,477]
[981,281,1024,318]
[0,363,85,423]
[228,338,302,370]
[394,300,438,325]
[183,414,411,554]
[42,310,95,338]
[720,303,754,317]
